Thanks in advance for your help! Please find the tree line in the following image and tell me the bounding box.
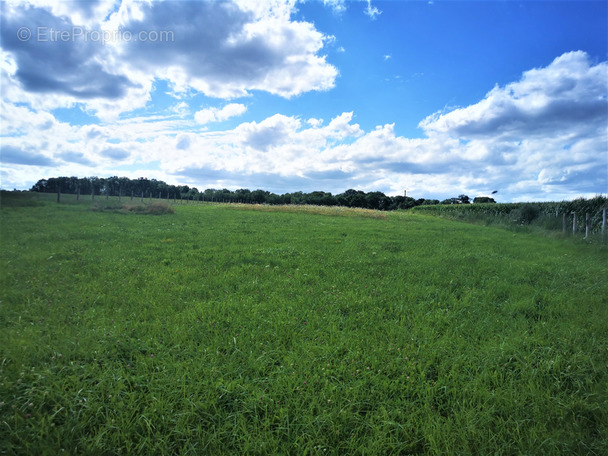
[30,176,495,211]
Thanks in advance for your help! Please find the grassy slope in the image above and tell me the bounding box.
[1,193,607,455]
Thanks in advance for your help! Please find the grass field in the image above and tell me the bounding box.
[1,192,607,455]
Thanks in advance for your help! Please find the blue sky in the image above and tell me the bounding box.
[1,0,606,201]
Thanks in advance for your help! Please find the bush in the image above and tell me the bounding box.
[511,204,540,224]
[121,202,174,215]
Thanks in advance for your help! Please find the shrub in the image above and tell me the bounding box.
[121,201,175,215]
[511,204,540,224]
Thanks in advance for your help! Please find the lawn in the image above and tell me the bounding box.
[1,192,607,455]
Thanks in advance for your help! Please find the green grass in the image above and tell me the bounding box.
[1,192,607,455]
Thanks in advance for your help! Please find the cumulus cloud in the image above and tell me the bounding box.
[1,0,338,118]
[1,5,137,100]
[1,145,55,166]
[1,44,605,201]
[195,104,247,125]
[58,151,96,166]
[238,114,302,151]
[414,51,607,199]
[420,51,607,140]
[176,134,191,151]
[101,147,130,161]
[109,0,337,99]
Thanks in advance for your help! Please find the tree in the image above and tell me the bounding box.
[338,189,366,208]
[251,189,269,204]
[473,196,496,204]
[365,191,391,210]
[389,195,418,210]
[235,188,251,203]
[30,179,48,192]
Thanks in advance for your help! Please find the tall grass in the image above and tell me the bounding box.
[412,196,607,243]
[1,193,607,454]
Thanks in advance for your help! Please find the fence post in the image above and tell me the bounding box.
[76,186,80,201]
[131,190,134,201]
[91,190,95,201]
[562,213,567,234]
[585,213,590,238]
[603,207,607,235]
[572,212,577,235]
[141,191,144,203]
[57,188,61,203]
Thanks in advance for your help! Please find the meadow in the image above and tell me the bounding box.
[1,192,607,455]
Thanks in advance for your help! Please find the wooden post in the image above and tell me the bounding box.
[603,208,607,235]
[131,190,134,201]
[562,213,567,234]
[141,191,144,203]
[106,189,109,200]
[585,213,590,238]
[91,189,95,201]
[57,188,61,203]
[572,212,577,235]
[76,186,80,201]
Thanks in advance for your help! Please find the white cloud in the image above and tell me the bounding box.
[195,103,247,125]
[0,0,338,119]
[363,0,381,19]
[109,0,337,100]
[323,0,347,15]
[419,51,607,140]
[1,48,605,201]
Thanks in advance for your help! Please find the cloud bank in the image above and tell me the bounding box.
[0,0,606,201]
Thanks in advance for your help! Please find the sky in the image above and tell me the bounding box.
[1,0,607,202]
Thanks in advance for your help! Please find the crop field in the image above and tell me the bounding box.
[1,192,607,455]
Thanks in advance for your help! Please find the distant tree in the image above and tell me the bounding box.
[305,191,336,206]
[235,188,251,203]
[473,196,496,204]
[266,193,282,205]
[251,189,269,204]
[365,191,392,210]
[458,194,471,204]
[338,189,366,208]
[289,191,305,205]
[30,179,48,192]
[390,195,417,210]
